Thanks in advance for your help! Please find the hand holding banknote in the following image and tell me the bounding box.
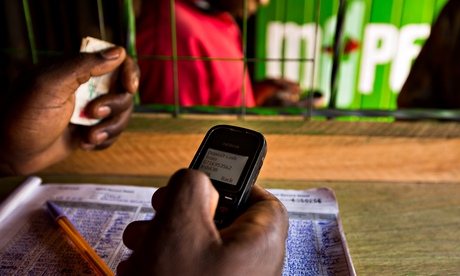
[0,38,139,176]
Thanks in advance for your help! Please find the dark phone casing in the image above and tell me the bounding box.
[189,125,267,228]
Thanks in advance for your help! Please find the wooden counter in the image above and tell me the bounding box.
[2,114,460,274]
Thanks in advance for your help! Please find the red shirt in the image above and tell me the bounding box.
[136,0,255,107]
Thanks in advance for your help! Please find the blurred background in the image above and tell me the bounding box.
[0,0,450,119]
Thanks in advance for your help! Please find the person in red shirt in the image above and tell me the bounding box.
[136,0,255,107]
[135,0,313,108]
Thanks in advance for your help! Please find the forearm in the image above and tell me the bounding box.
[0,127,79,176]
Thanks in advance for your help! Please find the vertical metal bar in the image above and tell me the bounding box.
[169,0,180,117]
[306,0,322,120]
[22,0,38,64]
[123,0,137,57]
[97,0,107,40]
[123,0,140,105]
[281,0,288,80]
[328,0,347,109]
[241,0,249,120]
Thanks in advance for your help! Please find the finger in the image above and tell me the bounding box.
[122,220,151,250]
[121,169,220,274]
[120,55,140,94]
[84,91,135,120]
[151,186,168,211]
[79,96,133,148]
[5,46,127,110]
[224,185,288,233]
[158,169,219,230]
[116,260,130,276]
[80,133,119,151]
[52,46,127,99]
[241,185,289,230]
[271,79,302,94]
[246,184,279,205]
[117,219,151,276]
[218,185,289,274]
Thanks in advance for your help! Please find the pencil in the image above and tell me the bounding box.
[46,201,114,276]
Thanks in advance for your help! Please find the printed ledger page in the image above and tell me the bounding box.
[0,178,355,275]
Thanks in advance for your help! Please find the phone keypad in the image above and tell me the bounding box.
[221,192,236,203]
[214,201,235,229]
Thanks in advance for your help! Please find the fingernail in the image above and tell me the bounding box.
[101,47,121,60]
[97,106,111,118]
[96,132,109,144]
[81,143,96,151]
[259,0,269,5]
[132,77,139,90]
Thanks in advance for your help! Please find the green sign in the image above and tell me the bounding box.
[255,0,448,110]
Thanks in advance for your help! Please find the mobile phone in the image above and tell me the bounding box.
[189,125,267,228]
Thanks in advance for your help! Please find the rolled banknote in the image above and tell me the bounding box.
[70,36,116,126]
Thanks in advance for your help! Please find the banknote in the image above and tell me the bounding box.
[70,37,116,126]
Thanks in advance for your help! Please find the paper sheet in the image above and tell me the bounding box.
[0,179,355,275]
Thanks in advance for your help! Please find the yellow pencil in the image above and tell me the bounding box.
[46,201,114,276]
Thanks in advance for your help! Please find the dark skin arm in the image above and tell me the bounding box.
[0,46,139,175]
[117,169,289,276]
[397,0,460,110]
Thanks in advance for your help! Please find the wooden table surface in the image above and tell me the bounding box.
[2,114,460,275]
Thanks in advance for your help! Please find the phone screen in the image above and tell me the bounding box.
[198,148,249,185]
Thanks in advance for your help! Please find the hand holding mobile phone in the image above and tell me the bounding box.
[189,125,267,229]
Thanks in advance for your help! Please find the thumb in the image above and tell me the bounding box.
[49,46,127,99]
[68,46,126,85]
[121,169,220,275]
[74,46,127,81]
[154,169,219,239]
[6,46,127,105]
